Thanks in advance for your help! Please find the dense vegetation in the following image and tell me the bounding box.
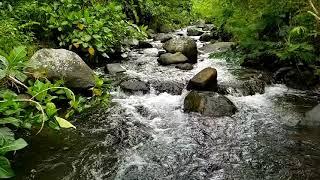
[0,0,320,178]
[193,0,320,65]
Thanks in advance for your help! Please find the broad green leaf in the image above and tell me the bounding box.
[0,138,28,155]
[0,128,14,146]
[0,117,21,127]
[0,156,14,178]
[45,102,57,118]
[55,116,76,129]
[8,46,27,64]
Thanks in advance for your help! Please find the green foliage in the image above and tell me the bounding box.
[0,46,92,177]
[43,0,146,57]
[194,0,320,64]
[0,128,27,178]
[0,46,28,83]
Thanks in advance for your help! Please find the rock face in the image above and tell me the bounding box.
[163,37,198,63]
[158,53,188,65]
[187,28,204,36]
[28,49,95,89]
[184,91,237,117]
[303,104,320,126]
[154,33,174,43]
[120,79,149,93]
[199,42,235,54]
[175,63,194,70]
[105,63,126,75]
[187,67,217,91]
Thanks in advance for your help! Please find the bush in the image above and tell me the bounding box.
[43,0,146,59]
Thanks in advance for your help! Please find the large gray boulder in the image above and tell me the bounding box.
[187,67,217,91]
[157,53,188,65]
[163,37,198,63]
[28,49,95,89]
[184,91,237,117]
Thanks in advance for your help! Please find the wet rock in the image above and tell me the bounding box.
[28,49,95,89]
[303,104,320,126]
[163,37,198,63]
[286,69,319,90]
[217,78,265,96]
[157,49,166,57]
[138,41,153,48]
[199,42,236,54]
[184,91,237,117]
[199,33,216,42]
[187,27,204,36]
[157,52,188,65]
[154,33,174,43]
[241,53,283,72]
[175,63,194,70]
[120,79,150,93]
[105,63,126,75]
[151,80,185,95]
[187,67,217,91]
[241,78,265,95]
[135,105,150,117]
[143,48,159,57]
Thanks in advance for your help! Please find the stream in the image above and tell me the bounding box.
[13,28,320,180]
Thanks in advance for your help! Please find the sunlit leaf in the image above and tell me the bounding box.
[88,47,95,56]
[55,116,76,129]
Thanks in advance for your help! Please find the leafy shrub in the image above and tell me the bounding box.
[0,46,87,178]
[43,0,146,58]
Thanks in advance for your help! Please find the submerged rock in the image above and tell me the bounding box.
[120,79,150,93]
[175,63,194,70]
[105,63,126,75]
[303,104,320,126]
[218,79,265,96]
[187,27,204,36]
[199,42,235,54]
[184,91,237,117]
[28,49,95,89]
[187,67,217,91]
[157,52,188,65]
[163,37,198,63]
[151,80,185,95]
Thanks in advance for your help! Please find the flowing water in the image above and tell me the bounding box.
[13,28,320,180]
